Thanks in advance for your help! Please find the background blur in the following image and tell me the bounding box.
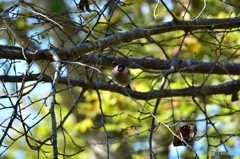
[0,0,240,159]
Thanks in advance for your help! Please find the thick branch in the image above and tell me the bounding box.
[1,17,240,60]
[82,55,240,75]
[0,51,240,75]
[0,74,239,100]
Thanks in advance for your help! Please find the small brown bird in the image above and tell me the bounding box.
[173,124,197,147]
[79,0,90,12]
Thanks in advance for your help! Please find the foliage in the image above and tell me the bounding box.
[0,0,240,159]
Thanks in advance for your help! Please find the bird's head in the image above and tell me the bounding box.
[117,64,126,72]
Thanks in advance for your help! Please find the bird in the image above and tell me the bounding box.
[111,64,131,89]
[78,0,90,12]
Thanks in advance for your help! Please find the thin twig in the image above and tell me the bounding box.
[48,49,62,159]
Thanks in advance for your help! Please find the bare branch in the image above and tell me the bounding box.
[1,17,240,61]
[0,74,239,100]
[48,49,62,159]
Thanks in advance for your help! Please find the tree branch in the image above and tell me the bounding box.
[0,74,239,100]
[48,50,61,159]
[81,55,240,75]
[1,17,240,60]
[0,50,240,75]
